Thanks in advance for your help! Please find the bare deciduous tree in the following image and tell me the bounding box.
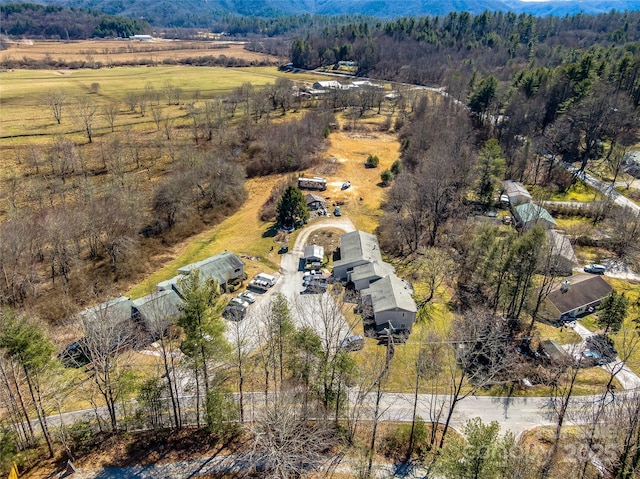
[46,89,66,124]
[74,96,98,143]
[76,299,139,431]
[102,100,120,133]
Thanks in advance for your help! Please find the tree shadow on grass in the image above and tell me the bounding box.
[262,224,278,238]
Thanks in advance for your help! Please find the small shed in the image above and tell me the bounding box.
[514,203,557,230]
[544,274,613,321]
[540,340,571,363]
[304,244,324,263]
[502,180,532,206]
[305,193,325,211]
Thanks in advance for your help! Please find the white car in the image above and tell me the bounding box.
[238,291,256,304]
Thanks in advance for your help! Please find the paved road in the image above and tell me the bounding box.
[566,165,640,213]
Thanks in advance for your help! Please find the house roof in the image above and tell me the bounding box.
[334,230,383,270]
[157,274,183,292]
[177,252,244,285]
[546,230,578,263]
[350,261,394,283]
[305,193,325,204]
[314,80,342,89]
[80,296,132,322]
[304,244,324,261]
[133,290,182,324]
[546,274,612,315]
[514,203,557,226]
[502,180,532,201]
[362,273,417,314]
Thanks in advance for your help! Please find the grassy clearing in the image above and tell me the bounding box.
[127,175,283,298]
[536,322,582,344]
[551,180,603,202]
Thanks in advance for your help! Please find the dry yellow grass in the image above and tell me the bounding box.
[320,126,400,233]
[2,39,279,64]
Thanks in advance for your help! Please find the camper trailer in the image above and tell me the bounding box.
[298,177,327,191]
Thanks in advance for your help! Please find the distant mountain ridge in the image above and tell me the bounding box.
[4,0,640,27]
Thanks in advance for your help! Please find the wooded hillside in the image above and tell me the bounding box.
[0,3,148,39]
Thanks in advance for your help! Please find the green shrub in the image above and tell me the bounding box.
[0,427,18,474]
[380,169,393,186]
[366,154,380,168]
[382,417,429,459]
[205,387,240,439]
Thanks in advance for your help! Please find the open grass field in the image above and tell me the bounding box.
[2,39,279,64]
[0,65,326,142]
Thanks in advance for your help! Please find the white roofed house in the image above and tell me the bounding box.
[304,244,324,264]
[313,80,343,90]
[502,180,532,206]
[361,273,417,333]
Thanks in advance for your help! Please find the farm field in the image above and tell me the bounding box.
[0,65,326,141]
[1,38,279,64]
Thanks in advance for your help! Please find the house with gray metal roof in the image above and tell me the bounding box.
[79,296,133,324]
[133,289,182,334]
[546,230,578,275]
[304,244,324,263]
[305,193,325,210]
[361,273,417,332]
[514,203,557,230]
[177,252,245,292]
[333,230,385,280]
[350,261,395,291]
[156,274,183,293]
[502,180,532,206]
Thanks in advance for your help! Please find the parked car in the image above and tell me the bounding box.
[584,264,606,274]
[341,181,351,190]
[301,283,328,294]
[223,305,246,321]
[238,291,256,304]
[340,334,364,352]
[230,297,250,309]
[334,206,342,216]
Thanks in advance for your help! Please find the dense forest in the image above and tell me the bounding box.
[4,0,640,28]
[0,3,148,39]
